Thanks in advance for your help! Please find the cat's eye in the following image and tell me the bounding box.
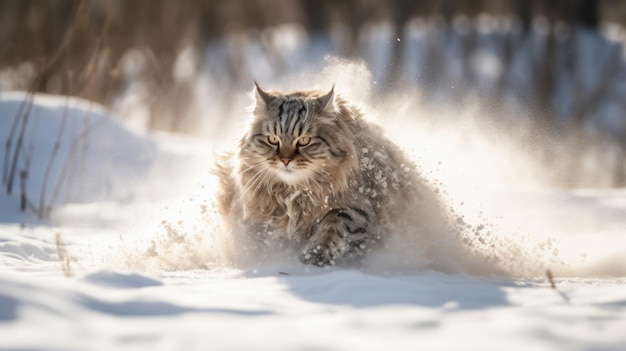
[297,136,311,146]
[267,135,280,145]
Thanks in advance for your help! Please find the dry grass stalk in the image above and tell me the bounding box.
[55,233,73,278]
[39,81,71,218]
[546,269,557,289]
[547,268,571,304]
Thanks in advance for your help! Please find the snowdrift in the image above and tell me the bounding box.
[0,92,156,223]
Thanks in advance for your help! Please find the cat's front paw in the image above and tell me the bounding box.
[299,208,372,267]
[299,231,368,267]
[299,243,335,267]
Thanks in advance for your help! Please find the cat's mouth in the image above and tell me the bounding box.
[274,165,306,184]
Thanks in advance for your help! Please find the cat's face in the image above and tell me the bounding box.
[239,84,351,187]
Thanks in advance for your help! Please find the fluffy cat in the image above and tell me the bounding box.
[216,83,447,267]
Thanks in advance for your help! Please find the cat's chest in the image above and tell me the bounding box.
[276,189,330,218]
[267,189,333,237]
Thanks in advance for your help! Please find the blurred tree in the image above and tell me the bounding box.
[0,0,625,186]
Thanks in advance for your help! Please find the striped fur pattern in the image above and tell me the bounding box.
[216,84,438,266]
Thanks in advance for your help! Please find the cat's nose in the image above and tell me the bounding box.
[280,158,292,166]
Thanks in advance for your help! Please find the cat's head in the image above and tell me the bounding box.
[237,83,356,188]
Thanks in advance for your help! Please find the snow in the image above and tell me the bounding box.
[1,89,626,350]
[0,92,156,223]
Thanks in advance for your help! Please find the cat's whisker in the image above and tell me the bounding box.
[241,169,269,196]
[238,159,268,175]
[241,167,270,196]
[304,175,325,198]
[248,168,276,197]
[310,169,330,190]
[241,171,276,209]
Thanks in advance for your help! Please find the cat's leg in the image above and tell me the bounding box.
[299,207,375,266]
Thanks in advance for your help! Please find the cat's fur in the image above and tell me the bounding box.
[216,83,445,266]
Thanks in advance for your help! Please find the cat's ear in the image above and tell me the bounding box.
[254,81,274,107]
[316,84,335,114]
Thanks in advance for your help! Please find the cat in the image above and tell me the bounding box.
[215,83,448,267]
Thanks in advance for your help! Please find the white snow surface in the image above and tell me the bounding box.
[1,91,626,350]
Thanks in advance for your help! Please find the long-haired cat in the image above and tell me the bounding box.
[216,83,449,267]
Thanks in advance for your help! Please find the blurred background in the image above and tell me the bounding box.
[2,0,626,188]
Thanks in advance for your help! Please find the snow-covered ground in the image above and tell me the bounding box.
[1,86,626,350]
